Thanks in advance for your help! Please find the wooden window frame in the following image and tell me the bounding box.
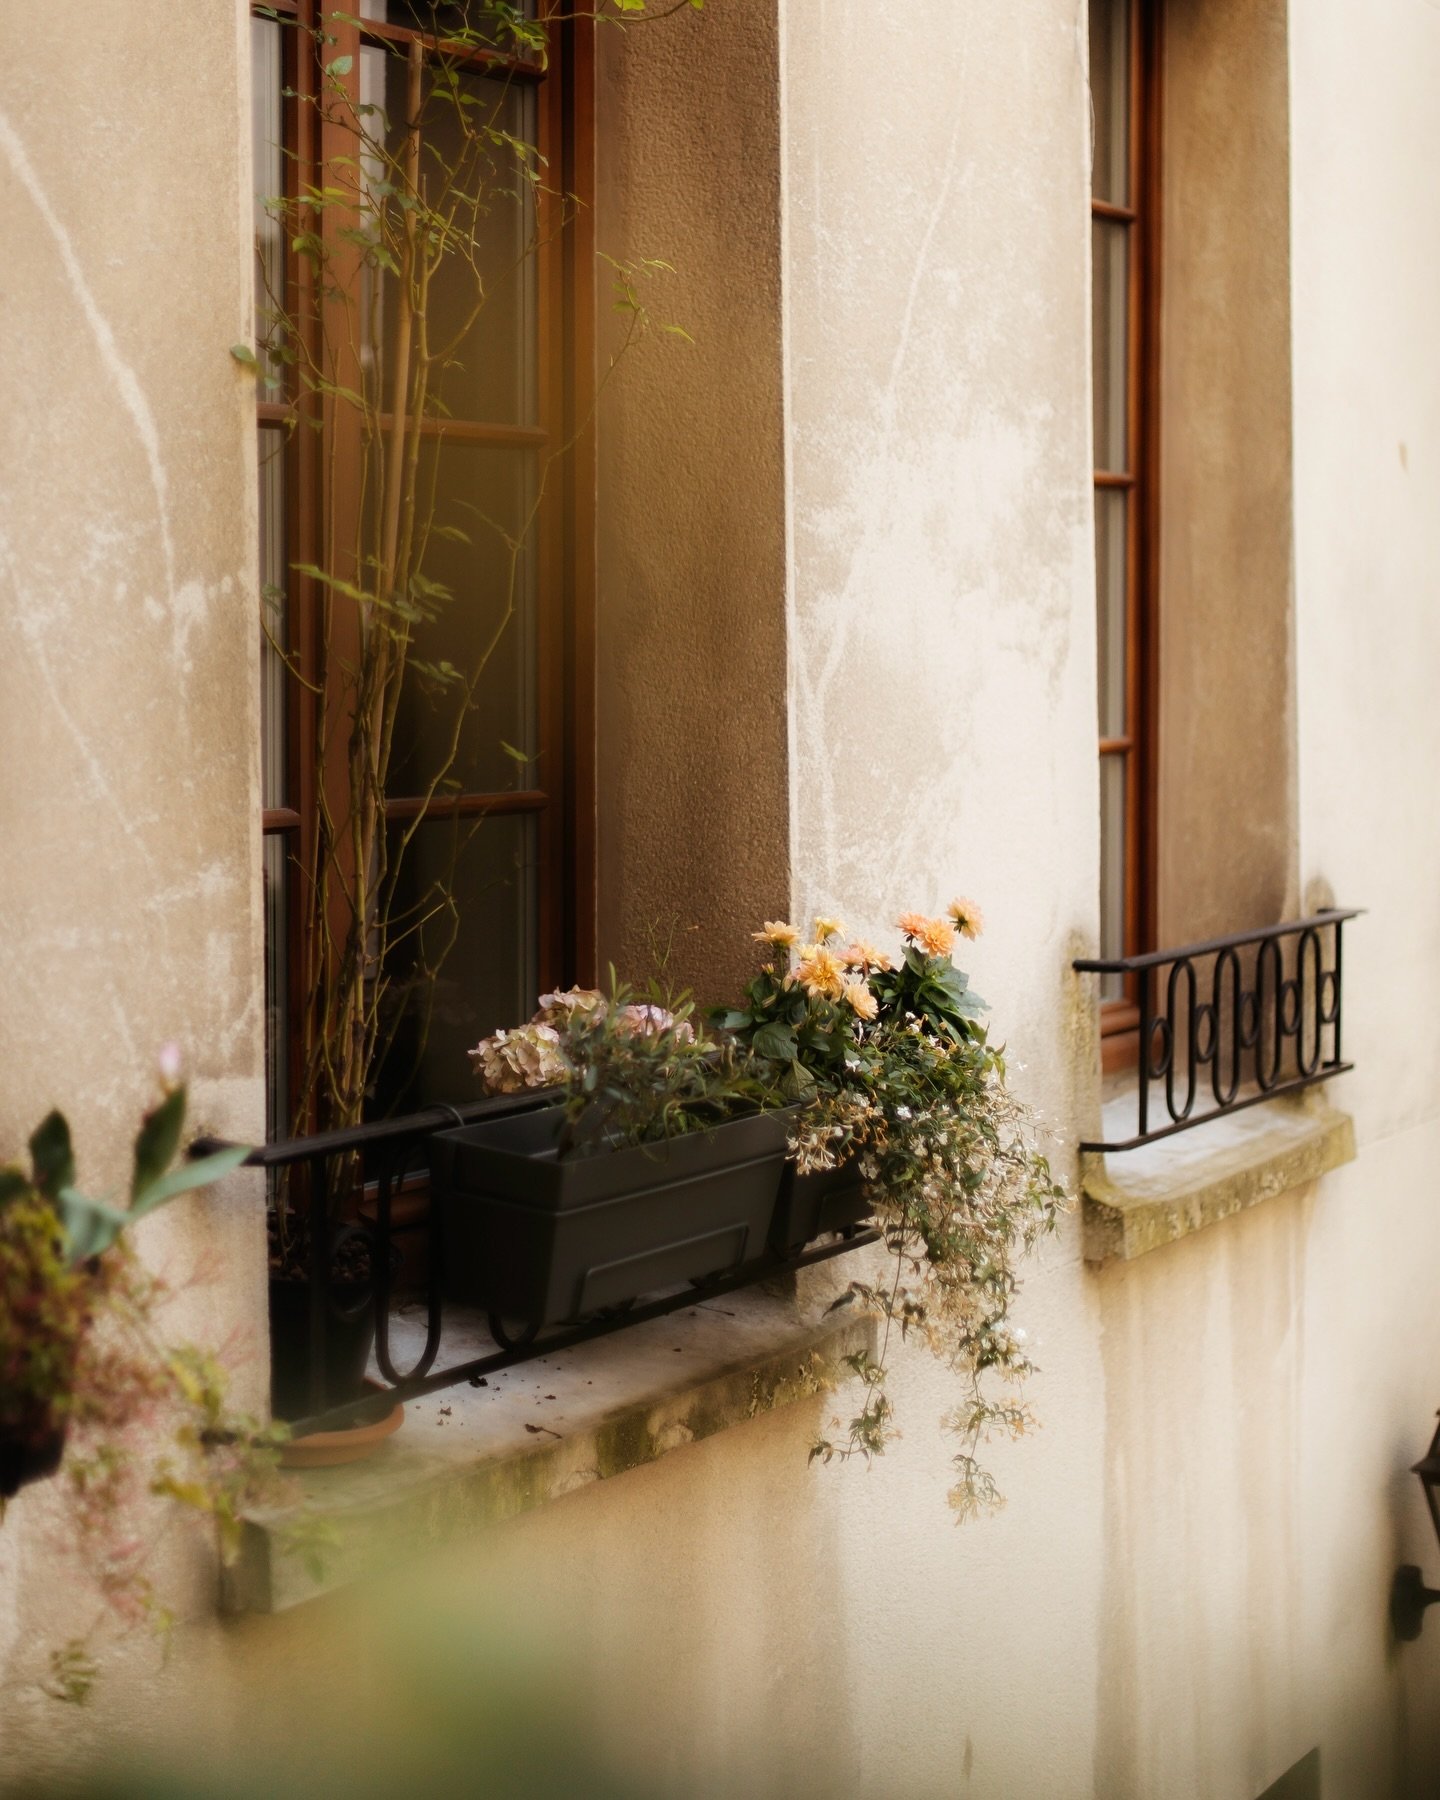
[1093,0,1162,1074]
[252,1,596,1133]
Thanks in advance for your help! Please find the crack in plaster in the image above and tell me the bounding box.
[0,105,176,614]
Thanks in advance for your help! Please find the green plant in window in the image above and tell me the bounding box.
[247,2,695,1191]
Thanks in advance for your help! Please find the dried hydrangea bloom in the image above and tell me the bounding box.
[534,987,607,1025]
[842,977,879,1020]
[617,1003,695,1043]
[795,946,846,1000]
[841,940,893,973]
[947,896,984,940]
[469,1022,567,1094]
[812,915,845,942]
[916,916,956,958]
[751,920,799,947]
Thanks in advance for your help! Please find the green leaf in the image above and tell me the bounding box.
[29,1111,75,1199]
[499,741,530,764]
[325,53,354,77]
[131,1088,186,1204]
[751,1022,797,1063]
[131,1146,251,1219]
[0,1167,30,1210]
[57,1190,131,1265]
[230,342,259,370]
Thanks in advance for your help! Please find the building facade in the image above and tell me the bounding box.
[2,2,1439,1795]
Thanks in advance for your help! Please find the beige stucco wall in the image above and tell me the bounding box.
[4,1,1440,1796]
[0,0,267,1768]
[1290,0,1440,1788]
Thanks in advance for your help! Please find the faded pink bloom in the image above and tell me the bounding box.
[470,1022,567,1094]
[617,1004,695,1043]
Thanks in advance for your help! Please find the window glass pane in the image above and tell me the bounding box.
[359,49,537,427]
[1092,217,1128,472]
[251,16,286,386]
[359,0,538,48]
[1089,0,1130,206]
[1095,486,1127,740]
[259,427,287,810]
[386,443,538,800]
[263,833,292,1138]
[373,812,538,1116]
[1100,755,1127,1001]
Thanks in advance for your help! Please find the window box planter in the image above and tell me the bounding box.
[769,1156,871,1257]
[431,1106,795,1342]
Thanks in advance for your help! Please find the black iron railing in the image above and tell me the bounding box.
[195,1096,876,1438]
[1073,908,1361,1153]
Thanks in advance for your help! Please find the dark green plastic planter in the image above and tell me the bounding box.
[769,1156,871,1256]
[431,1106,795,1337]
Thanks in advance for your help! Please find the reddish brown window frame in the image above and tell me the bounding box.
[1092,0,1162,1073]
[252,1,596,1132]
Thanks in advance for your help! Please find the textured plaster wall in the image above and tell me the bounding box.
[0,0,267,1769]
[1290,0,1440,1792]
[594,2,790,1005]
[5,2,1440,1796]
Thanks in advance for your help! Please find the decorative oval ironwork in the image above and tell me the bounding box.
[1072,907,1360,1152]
[1297,928,1323,1077]
[1192,1001,1218,1066]
[1167,958,1198,1122]
[1212,946,1242,1107]
[1256,935,1284,1090]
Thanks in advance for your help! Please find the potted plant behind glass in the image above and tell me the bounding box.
[433,987,793,1346]
[249,3,691,1414]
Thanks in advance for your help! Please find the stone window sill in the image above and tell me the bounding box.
[226,1281,875,1614]
[1080,1091,1356,1266]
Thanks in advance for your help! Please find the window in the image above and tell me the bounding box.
[1090,0,1159,1068]
[250,2,593,1136]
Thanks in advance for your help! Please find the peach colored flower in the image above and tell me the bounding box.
[794,946,846,1001]
[752,920,800,948]
[916,917,956,958]
[812,915,845,942]
[947,896,984,940]
[841,940,893,973]
[842,978,879,1021]
[896,912,931,940]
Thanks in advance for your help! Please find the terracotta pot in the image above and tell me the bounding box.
[278,1380,404,1470]
[0,1418,67,1500]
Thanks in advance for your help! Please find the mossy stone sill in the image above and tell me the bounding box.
[225,1289,875,1614]
[1081,1095,1356,1266]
